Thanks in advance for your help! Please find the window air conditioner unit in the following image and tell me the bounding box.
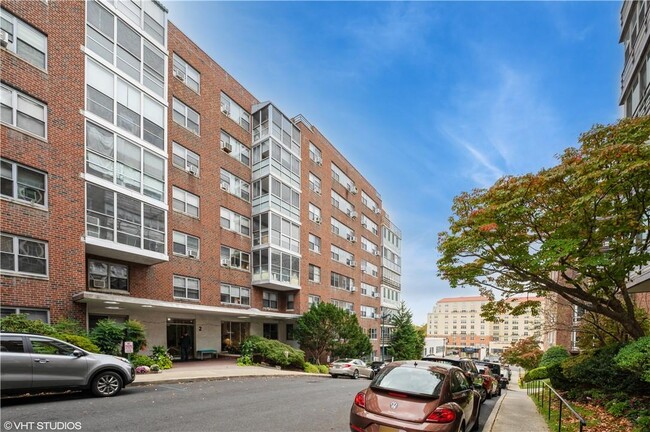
[0,30,9,48]
[314,216,322,224]
[220,181,230,191]
[221,259,230,266]
[221,141,233,153]
[350,285,356,292]
[348,185,358,194]
[314,156,323,166]
[372,292,378,298]
[374,250,380,256]
[188,250,198,259]
[173,68,186,81]
[90,278,106,289]
[347,234,356,243]
[314,186,321,194]
[372,270,378,277]
[187,165,198,176]
[221,107,230,116]
[349,211,358,219]
[361,222,367,228]
[374,208,381,215]
[347,260,357,267]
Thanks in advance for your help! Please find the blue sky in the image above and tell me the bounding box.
[164,1,622,325]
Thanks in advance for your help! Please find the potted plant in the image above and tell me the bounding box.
[150,364,160,373]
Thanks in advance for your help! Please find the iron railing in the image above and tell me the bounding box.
[526,380,587,432]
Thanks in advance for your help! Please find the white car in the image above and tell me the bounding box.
[329,358,374,379]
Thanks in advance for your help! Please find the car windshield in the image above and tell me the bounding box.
[477,363,501,375]
[333,359,353,364]
[373,367,445,397]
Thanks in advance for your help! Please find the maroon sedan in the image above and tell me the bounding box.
[350,361,481,432]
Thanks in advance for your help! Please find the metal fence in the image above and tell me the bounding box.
[526,380,587,432]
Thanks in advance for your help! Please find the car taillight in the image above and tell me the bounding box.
[354,391,366,408]
[426,408,456,423]
[344,363,352,368]
[350,425,365,432]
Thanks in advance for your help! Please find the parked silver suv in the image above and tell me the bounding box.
[1,333,135,397]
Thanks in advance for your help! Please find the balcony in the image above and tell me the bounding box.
[252,247,301,292]
[85,235,168,265]
[628,263,650,293]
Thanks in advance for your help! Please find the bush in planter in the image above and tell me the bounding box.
[58,334,100,353]
[135,365,150,374]
[131,354,154,368]
[0,314,58,336]
[53,318,86,336]
[318,365,329,374]
[241,335,305,369]
[304,362,319,373]
[123,319,147,354]
[150,364,160,373]
[90,319,124,355]
[150,345,173,370]
[540,346,569,368]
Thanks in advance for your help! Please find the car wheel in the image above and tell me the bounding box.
[352,369,359,379]
[369,371,375,380]
[91,371,123,397]
[487,389,492,399]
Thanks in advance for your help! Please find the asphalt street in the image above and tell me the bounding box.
[1,376,500,432]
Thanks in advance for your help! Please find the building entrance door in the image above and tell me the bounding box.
[166,318,195,360]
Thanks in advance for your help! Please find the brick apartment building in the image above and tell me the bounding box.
[0,0,400,361]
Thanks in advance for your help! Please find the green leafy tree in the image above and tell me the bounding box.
[295,302,371,363]
[438,117,650,340]
[90,319,124,355]
[539,346,569,368]
[388,302,425,361]
[614,336,650,383]
[502,337,543,370]
[123,319,147,354]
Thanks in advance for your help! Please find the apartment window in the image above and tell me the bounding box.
[220,92,250,131]
[361,191,379,213]
[220,208,251,236]
[308,203,321,223]
[172,187,199,218]
[0,307,49,323]
[172,231,199,258]
[86,184,165,253]
[88,259,128,291]
[308,295,320,308]
[0,9,47,70]
[86,122,165,201]
[172,98,200,135]
[331,163,355,191]
[331,272,354,291]
[172,142,199,175]
[263,323,278,340]
[0,233,47,277]
[309,142,322,164]
[263,291,278,309]
[221,131,250,166]
[1,159,47,207]
[286,323,295,340]
[331,299,354,314]
[308,264,321,283]
[361,306,376,319]
[1,85,47,139]
[220,246,250,271]
[220,169,250,202]
[308,172,321,194]
[220,284,251,306]
[286,293,295,310]
[173,275,200,300]
[368,328,378,340]
[308,234,321,253]
[172,54,200,93]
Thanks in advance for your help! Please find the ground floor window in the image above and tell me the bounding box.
[286,323,294,340]
[88,314,127,331]
[0,307,49,323]
[222,321,250,353]
[167,318,194,360]
[263,323,278,340]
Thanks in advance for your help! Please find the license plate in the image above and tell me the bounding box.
[378,426,400,432]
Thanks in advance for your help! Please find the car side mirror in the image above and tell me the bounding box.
[72,350,84,357]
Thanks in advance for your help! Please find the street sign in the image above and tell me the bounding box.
[124,341,134,353]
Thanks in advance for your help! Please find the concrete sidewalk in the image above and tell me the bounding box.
[482,370,548,432]
[131,356,321,385]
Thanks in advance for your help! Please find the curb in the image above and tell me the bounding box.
[130,372,326,387]
[482,389,507,432]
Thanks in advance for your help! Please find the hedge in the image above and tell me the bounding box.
[524,366,549,382]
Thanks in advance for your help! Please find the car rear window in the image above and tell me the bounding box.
[373,367,445,397]
[1,336,25,353]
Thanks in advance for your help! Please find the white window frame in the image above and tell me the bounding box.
[220,207,251,237]
[308,172,321,194]
[1,85,48,140]
[220,92,250,132]
[263,291,278,309]
[172,231,200,258]
[172,142,199,175]
[0,159,47,209]
[308,233,321,253]
[172,98,200,135]
[220,169,250,202]
[220,283,250,306]
[173,275,200,300]
[308,264,321,283]
[0,8,48,71]
[220,245,250,271]
[172,53,200,93]
[172,186,199,218]
[0,233,48,277]
[221,130,251,166]
[0,307,49,323]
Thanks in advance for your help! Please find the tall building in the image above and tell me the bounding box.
[0,0,398,361]
[380,212,402,360]
[426,296,545,357]
[619,0,650,304]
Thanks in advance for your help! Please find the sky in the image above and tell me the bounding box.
[164,1,622,325]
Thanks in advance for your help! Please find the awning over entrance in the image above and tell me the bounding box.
[72,291,301,320]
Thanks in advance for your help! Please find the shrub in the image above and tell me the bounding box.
[540,346,569,368]
[318,365,329,374]
[0,314,58,336]
[614,336,650,383]
[237,355,254,366]
[523,366,549,382]
[304,362,319,374]
[58,334,100,353]
[240,335,305,369]
[606,400,630,417]
[90,319,124,355]
[123,319,147,354]
[634,416,650,432]
[149,345,173,370]
[150,364,160,372]
[52,319,86,336]
[130,354,154,367]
